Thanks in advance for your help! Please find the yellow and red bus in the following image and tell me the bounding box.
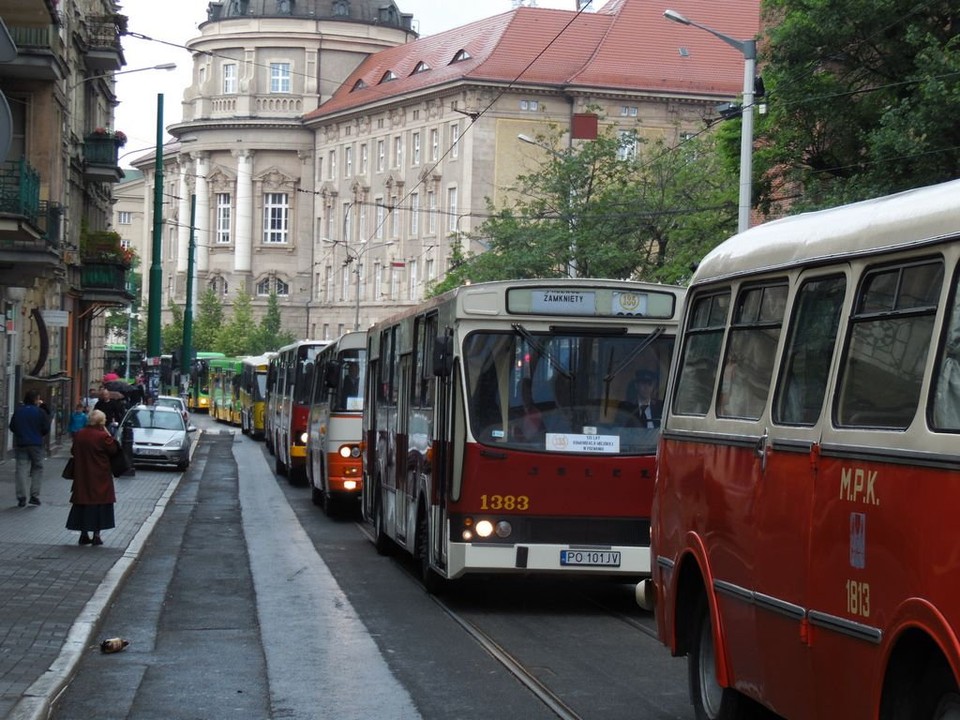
[306,332,366,515]
[363,278,684,591]
[647,178,960,719]
[266,340,329,483]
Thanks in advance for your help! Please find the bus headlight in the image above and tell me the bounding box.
[495,521,512,538]
[475,520,494,538]
[339,445,361,458]
[300,432,309,444]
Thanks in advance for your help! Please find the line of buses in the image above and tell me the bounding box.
[219,178,960,719]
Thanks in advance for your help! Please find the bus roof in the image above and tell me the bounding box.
[693,179,960,285]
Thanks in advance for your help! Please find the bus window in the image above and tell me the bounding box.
[773,275,846,426]
[837,260,943,428]
[717,283,788,420]
[673,292,729,415]
[462,329,672,454]
[933,268,960,430]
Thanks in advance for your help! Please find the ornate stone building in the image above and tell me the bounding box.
[131,0,758,341]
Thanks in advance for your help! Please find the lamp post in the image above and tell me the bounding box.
[664,9,755,233]
[324,234,393,332]
[517,133,577,277]
[147,93,164,359]
[69,63,176,90]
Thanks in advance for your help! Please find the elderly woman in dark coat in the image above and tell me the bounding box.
[66,409,120,546]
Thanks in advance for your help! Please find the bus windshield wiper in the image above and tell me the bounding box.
[512,323,572,380]
[603,326,665,383]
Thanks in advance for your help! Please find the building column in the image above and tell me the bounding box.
[194,153,210,272]
[235,149,253,273]
[176,160,191,274]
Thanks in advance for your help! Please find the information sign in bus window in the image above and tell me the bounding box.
[506,287,675,318]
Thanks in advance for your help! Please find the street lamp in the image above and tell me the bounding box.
[517,133,578,277]
[664,9,755,233]
[69,63,177,90]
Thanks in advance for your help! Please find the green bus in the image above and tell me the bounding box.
[187,351,227,412]
[209,356,244,425]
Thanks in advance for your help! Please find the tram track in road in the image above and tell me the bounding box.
[354,521,584,719]
[353,521,663,720]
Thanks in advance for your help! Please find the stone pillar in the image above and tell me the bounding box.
[194,153,210,272]
[235,149,254,273]
[176,160,191,274]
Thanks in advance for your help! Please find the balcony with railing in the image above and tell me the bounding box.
[0,156,62,282]
[82,15,125,72]
[79,230,134,306]
[82,130,126,183]
[3,24,64,81]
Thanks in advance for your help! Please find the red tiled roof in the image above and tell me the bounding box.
[305,0,760,120]
[570,0,760,95]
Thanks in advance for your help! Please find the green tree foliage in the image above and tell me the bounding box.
[216,288,258,355]
[255,292,295,351]
[431,127,737,294]
[193,288,224,351]
[757,0,960,210]
[160,302,183,354]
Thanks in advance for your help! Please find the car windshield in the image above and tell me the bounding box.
[126,410,184,431]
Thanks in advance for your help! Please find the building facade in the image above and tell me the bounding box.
[129,0,758,341]
[1,0,132,455]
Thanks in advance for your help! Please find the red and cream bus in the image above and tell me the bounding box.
[362,278,684,590]
[265,339,328,483]
[306,331,366,515]
[647,179,960,720]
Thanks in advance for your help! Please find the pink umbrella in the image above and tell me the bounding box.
[103,372,120,382]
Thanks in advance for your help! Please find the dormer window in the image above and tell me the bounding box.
[352,79,366,91]
[412,61,430,75]
[451,49,472,64]
[379,70,397,83]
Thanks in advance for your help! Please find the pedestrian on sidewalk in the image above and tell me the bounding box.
[68,402,88,438]
[9,389,52,507]
[66,409,119,546]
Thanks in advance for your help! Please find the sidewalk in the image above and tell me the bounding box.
[0,440,187,720]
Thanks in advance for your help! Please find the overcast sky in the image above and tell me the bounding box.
[115,0,586,157]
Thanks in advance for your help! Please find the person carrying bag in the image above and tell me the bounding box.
[65,409,120,546]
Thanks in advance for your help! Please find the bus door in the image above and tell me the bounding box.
[811,260,941,718]
[395,352,412,542]
[754,273,845,713]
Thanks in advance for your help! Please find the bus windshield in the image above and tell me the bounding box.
[463,329,673,455]
[254,371,267,402]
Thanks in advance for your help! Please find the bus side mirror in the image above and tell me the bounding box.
[324,361,341,388]
[433,336,453,377]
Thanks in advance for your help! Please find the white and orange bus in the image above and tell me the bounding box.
[647,178,960,720]
[362,278,684,591]
[306,331,366,515]
[265,339,328,483]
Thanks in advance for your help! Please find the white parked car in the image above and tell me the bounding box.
[117,405,195,471]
